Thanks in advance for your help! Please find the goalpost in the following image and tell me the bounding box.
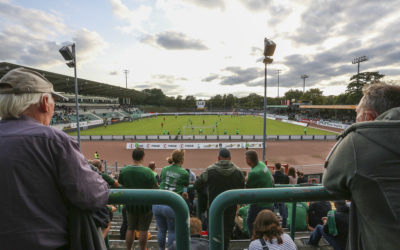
[182,125,218,135]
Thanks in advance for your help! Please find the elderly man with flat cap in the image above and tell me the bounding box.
[0,68,109,250]
[194,148,245,250]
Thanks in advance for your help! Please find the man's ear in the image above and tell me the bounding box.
[365,110,379,121]
[39,95,50,113]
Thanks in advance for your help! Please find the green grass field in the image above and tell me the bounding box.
[70,115,337,136]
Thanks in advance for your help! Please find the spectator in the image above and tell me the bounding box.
[273,163,289,184]
[153,150,189,249]
[194,148,245,250]
[297,171,308,184]
[287,167,297,184]
[236,204,250,238]
[307,201,349,250]
[286,202,308,231]
[186,168,197,214]
[89,159,120,188]
[323,83,400,249]
[273,163,289,227]
[169,217,209,250]
[118,148,157,250]
[307,201,332,231]
[148,161,161,184]
[249,210,296,250]
[0,68,109,250]
[245,150,274,238]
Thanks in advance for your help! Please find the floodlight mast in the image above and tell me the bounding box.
[352,56,368,86]
[59,43,80,147]
[262,37,275,162]
[301,74,309,93]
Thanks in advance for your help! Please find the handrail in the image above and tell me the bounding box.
[108,189,190,250]
[208,186,349,250]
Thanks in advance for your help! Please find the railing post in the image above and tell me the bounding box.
[109,189,190,250]
[290,202,297,239]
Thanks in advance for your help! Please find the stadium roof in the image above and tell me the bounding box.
[0,62,142,99]
[299,105,356,110]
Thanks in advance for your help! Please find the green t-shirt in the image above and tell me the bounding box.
[238,205,250,235]
[286,202,308,231]
[101,173,115,187]
[118,165,157,213]
[160,164,189,194]
[246,161,274,207]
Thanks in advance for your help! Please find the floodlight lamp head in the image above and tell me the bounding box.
[66,61,75,68]
[263,57,273,64]
[263,38,276,57]
[59,46,74,61]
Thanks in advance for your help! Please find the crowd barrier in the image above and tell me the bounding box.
[72,134,337,141]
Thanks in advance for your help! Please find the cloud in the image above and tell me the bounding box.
[109,71,118,75]
[239,0,273,11]
[152,74,187,83]
[142,31,208,50]
[220,66,262,85]
[250,46,263,56]
[202,74,220,82]
[109,0,151,34]
[0,1,107,67]
[0,1,68,39]
[135,81,183,96]
[182,0,225,9]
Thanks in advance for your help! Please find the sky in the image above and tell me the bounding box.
[1,0,400,99]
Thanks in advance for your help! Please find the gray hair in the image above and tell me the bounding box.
[0,93,53,119]
[361,83,400,115]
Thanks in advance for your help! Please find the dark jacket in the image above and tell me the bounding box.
[273,170,289,184]
[323,107,400,250]
[169,234,209,250]
[308,201,332,228]
[194,160,245,213]
[323,204,349,250]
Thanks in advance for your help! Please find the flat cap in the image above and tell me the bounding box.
[0,67,66,100]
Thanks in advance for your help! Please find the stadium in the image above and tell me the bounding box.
[1,2,399,249]
[1,61,352,249]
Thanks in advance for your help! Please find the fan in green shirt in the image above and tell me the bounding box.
[160,164,189,194]
[237,205,250,236]
[286,202,308,231]
[246,158,274,208]
[118,149,157,214]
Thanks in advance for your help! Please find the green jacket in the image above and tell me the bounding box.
[323,107,400,250]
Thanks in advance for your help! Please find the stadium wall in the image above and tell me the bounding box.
[71,134,337,141]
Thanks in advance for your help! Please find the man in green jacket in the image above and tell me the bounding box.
[245,150,274,237]
[323,83,400,250]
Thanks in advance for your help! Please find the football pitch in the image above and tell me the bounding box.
[70,115,337,136]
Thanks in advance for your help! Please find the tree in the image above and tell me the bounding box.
[284,89,303,101]
[302,88,324,104]
[346,71,384,104]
